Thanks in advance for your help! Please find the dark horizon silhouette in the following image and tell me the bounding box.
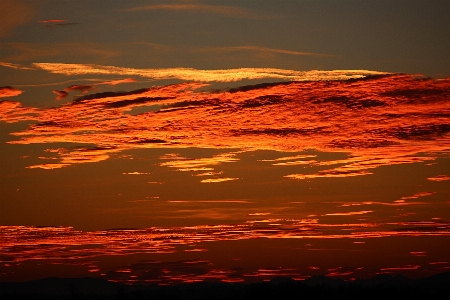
[2,271,450,299]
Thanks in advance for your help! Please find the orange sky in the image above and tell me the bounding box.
[1,0,449,285]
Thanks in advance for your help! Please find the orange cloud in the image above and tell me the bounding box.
[1,74,449,172]
[427,175,450,181]
[38,19,79,27]
[1,218,449,283]
[32,62,389,82]
[0,86,23,98]
[0,61,36,70]
[325,210,373,216]
[98,78,137,86]
[380,265,421,271]
[200,177,239,183]
[38,19,67,23]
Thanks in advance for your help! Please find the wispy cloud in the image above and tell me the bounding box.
[427,175,450,181]
[200,177,239,183]
[52,78,137,100]
[325,210,373,216]
[121,3,280,20]
[32,62,388,82]
[0,61,36,70]
[202,45,334,57]
[0,43,120,61]
[380,265,421,271]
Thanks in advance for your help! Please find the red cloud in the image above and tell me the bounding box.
[0,74,449,171]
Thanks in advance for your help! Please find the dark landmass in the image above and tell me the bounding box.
[1,272,449,299]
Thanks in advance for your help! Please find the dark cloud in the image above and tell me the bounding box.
[224,81,293,93]
[72,88,151,103]
[107,97,173,109]
[52,89,68,100]
[65,84,93,93]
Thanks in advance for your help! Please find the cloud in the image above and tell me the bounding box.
[1,73,449,172]
[122,172,151,175]
[399,192,435,200]
[32,62,389,82]
[2,220,449,282]
[0,100,38,123]
[202,45,334,57]
[52,90,69,101]
[380,265,421,271]
[38,19,79,27]
[38,19,67,23]
[159,152,239,172]
[200,177,239,183]
[1,43,120,61]
[0,0,33,37]
[98,78,137,86]
[0,86,23,98]
[427,175,450,182]
[325,210,373,216]
[121,3,279,20]
[0,61,36,70]
[52,79,137,100]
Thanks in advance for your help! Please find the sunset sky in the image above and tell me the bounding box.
[1,0,450,284]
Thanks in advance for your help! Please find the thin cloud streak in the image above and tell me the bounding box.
[427,175,450,181]
[0,61,36,70]
[200,177,239,183]
[32,62,389,82]
[38,19,79,27]
[121,4,280,20]
[204,45,334,57]
[1,43,120,61]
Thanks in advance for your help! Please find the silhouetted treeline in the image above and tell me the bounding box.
[1,272,449,300]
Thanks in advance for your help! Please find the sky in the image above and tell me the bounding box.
[1,0,450,284]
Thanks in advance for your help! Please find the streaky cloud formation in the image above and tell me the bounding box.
[32,62,389,82]
[427,175,450,181]
[0,61,36,70]
[1,220,449,283]
[0,73,449,175]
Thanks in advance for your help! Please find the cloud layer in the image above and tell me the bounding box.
[1,72,449,176]
[1,220,449,283]
[32,63,387,82]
